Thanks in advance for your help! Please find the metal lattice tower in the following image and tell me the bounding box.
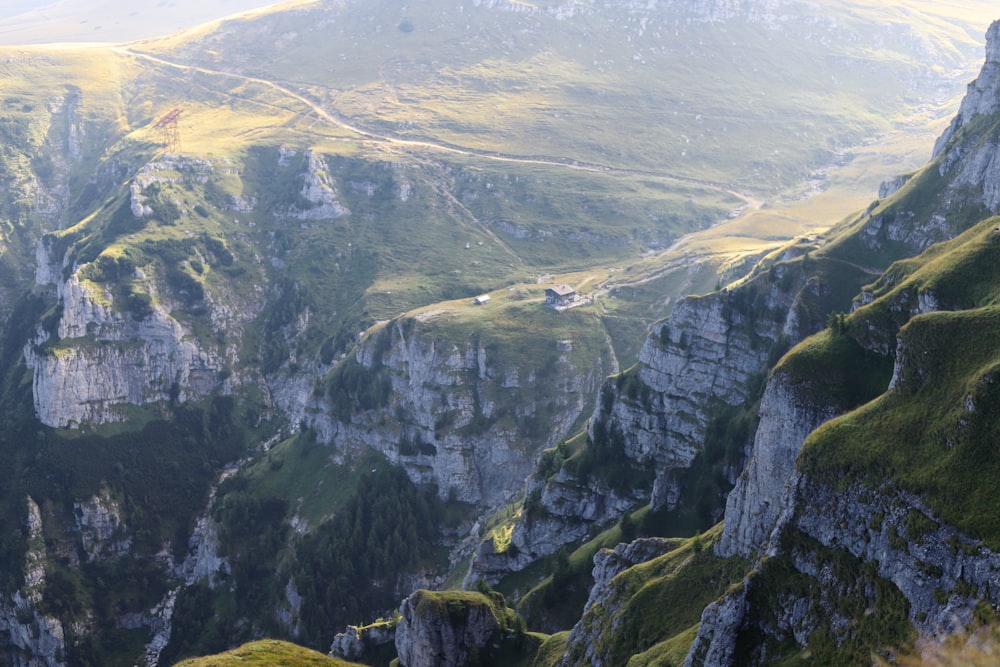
[154,108,183,152]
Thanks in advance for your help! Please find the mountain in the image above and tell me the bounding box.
[455,17,1000,667]
[0,1,996,666]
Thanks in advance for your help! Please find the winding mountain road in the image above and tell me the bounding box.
[118,47,762,212]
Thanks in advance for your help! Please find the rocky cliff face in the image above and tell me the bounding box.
[716,372,838,559]
[23,154,263,429]
[0,592,66,667]
[558,538,679,667]
[293,151,350,221]
[469,247,828,581]
[933,20,1000,158]
[684,355,886,662]
[281,316,612,507]
[793,481,1000,636]
[394,591,507,667]
[25,270,228,428]
[74,490,132,562]
[329,621,396,662]
[0,498,66,667]
[610,287,798,510]
[468,469,646,585]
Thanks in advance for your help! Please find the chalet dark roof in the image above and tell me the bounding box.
[546,284,575,296]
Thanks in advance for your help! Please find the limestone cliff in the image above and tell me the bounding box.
[469,470,646,585]
[74,489,132,562]
[282,314,614,507]
[716,370,839,559]
[25,270,227,428]
[469,244,834,581]
[602,287,799,510]
[933,20,1000,158]
[24,155,264,428]
[394,590,517,667]
[0,498,66,667]
[793,481,1000,636]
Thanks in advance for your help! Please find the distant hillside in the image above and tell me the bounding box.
[146,0,995,191]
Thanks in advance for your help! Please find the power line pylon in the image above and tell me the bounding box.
[154,108,183,153]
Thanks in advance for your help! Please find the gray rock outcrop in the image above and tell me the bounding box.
[933,20,1000,158]
[682,585,748,667]
[395,591,505,667]
[608,291,793,510]
[26,270,225,427]
[293,150,350,220]
[0,498,67,667]
[285,317,612,507]
[468,470,645,585]
[794,481,1000,637]
[330,621,397,661]
[717,372,838,558]
[75,490,132,561]
[931,21,1000,214]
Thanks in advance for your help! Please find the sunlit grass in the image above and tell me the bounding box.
[172,639,361,667]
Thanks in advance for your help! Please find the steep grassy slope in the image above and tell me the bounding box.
[172,639,363,667]
[799,217,1000,551]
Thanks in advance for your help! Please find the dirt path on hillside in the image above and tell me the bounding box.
[119,48,763,213]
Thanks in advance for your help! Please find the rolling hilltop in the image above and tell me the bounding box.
[0,1,996,666]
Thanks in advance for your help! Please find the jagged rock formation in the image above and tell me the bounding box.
[0,499,66,667]
[329,621,396,661]
[933,20,1000,157]
[293,151,350,220]
[440,16,1000,666]
[607,288,800,510]
[682,588,748,667]
[468,468,645,585]
[558,538,679,666]
[794,482,1000,635]
[25,273,228,427]
[289,317,613,506]
[24,156,260,428]
[716,371,838,558]
[75,490,132,561]
[0,594,66,667]
[394,591,511,667]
